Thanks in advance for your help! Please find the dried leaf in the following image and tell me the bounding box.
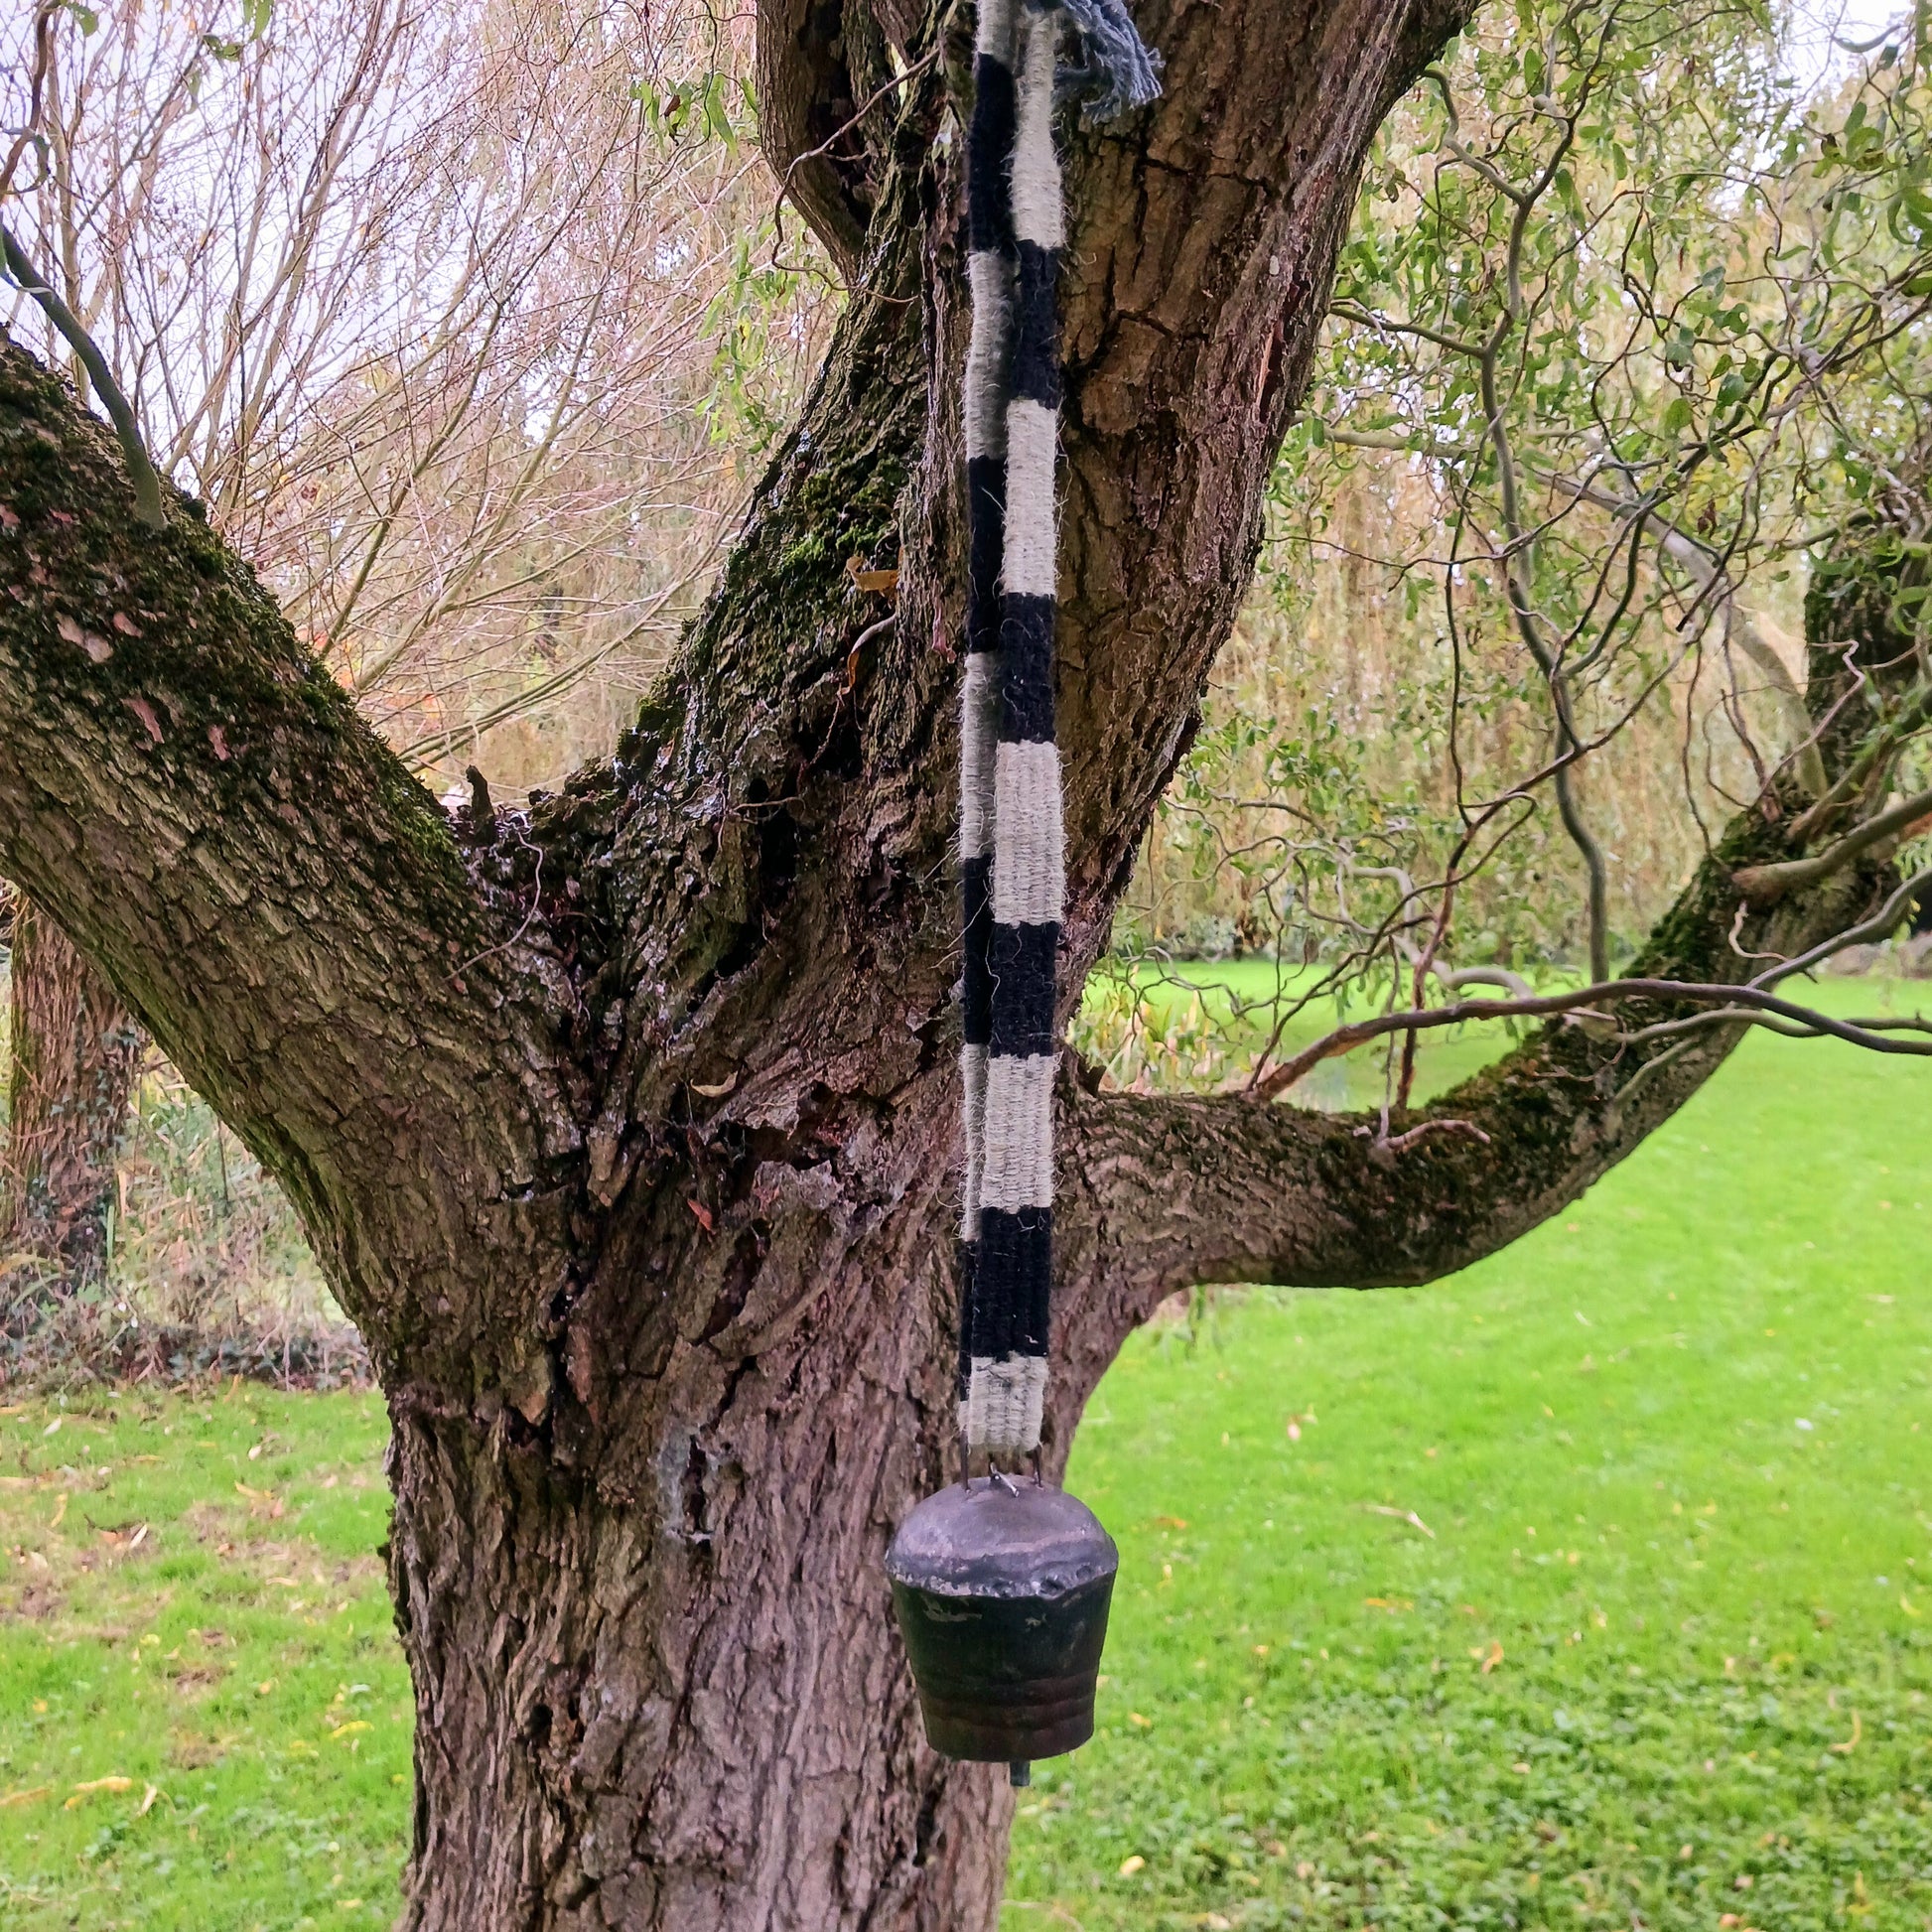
[65,1776,134,1808]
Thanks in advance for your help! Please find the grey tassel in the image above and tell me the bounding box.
[1037,0,1162,122]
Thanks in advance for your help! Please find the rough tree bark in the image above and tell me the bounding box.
[0,0,1909,1924]
[1,891,141,1295]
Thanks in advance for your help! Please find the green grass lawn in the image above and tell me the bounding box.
[0,978,1926,1927]
[1076,957,1594,1108]
[1010,978,1932,1930]
[0,1391,406,1927]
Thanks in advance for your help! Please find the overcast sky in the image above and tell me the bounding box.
[1782,0,1915,91]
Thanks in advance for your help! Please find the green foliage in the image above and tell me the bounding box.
[1130,0,1932,1012]
[630,69,755,148]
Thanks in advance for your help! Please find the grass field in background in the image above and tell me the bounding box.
[1009,979,1932,1930]
[0,1392,406,1927]
[0,979,1925,1927]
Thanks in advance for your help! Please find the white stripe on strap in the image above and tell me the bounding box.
[975,0,1017,59]
[959,652,1001,861]
[1001,399,1059,599]
[964,252,1014,464]
[966,1353,1046,1452]
[1010,17,1064,250]
[978,1051,1055,1210]
[959,1042,988,1241]
[990,739,1064,925]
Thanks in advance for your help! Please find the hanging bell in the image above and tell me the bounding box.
[887,1475,1118,1781]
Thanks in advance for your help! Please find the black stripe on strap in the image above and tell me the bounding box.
[976,1205,1051,1356]
[1010,240,1063,409]
[955,1237,979,1400]
[998,594,1055,742]
[966,454,1006,657]
[967,55,1018,259]
[988,920,1057,1057]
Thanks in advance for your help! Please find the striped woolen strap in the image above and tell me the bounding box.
[957,0,1159,1457]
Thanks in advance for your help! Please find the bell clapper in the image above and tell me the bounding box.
[1009,1761,1032,1788]
[990,1465,1019,1495]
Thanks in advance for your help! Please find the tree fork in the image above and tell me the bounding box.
[9,0,1909,1925]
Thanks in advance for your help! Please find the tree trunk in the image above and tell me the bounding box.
[2,891,140,1296]
[0,0,1914,1921]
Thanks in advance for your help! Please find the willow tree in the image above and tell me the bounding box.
[0,0,1924,1924]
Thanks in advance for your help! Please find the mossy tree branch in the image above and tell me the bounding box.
[0,331,576,1391]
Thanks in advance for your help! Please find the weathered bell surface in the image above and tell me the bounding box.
[887,1477,1118,1767]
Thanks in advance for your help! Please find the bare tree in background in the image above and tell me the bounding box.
[1,0,828,1304]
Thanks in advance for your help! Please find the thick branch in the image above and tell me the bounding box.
[1732,781,1932,905]
[1054,797,1899,1386]
[756,0,885,278]
[0,331,574,1389]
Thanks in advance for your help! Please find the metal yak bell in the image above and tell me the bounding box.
[887,1476,1118,1784]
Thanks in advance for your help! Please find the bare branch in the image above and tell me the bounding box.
[0,221,162,526]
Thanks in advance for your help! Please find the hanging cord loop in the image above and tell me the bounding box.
[956,0,1159,1460]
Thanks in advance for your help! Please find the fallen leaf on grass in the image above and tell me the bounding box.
[331,1720,371,1738]
[65,1776,133,1808]
[1470,1641,1504,1674]
[139,1784,161,1815]
[1830,1711,1862,1754]
[1128,1712,1152,1728]
[1118,1855,1145,1875]
[1363,1596,1414,1612]
[50,1493,67,1528]
[1360,1502,1434,1539]
[0,1787,50,1808]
